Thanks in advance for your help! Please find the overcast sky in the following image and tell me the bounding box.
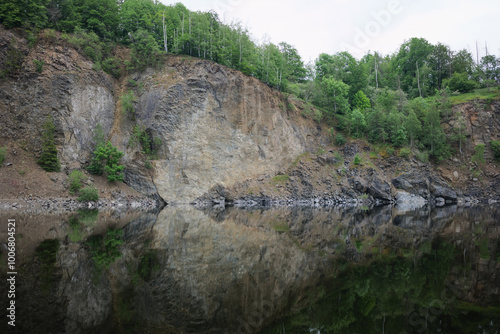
[160,0,500,63]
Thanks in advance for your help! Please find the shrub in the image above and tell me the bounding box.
[87,141,125,182]
[313,109,323,122]
[416,152,429,163]
[121,90,136,119]
[491,140,500,161]
[472,143,485,165]
[272,174,290,183]
[353,154,361,166]
[0,146,6,165]
[68,170,86,194]
[399,147,411,158]
[129,124,162,159]
[77,185,99,202]
[335,134,346,146]
[445,72,477,93]
[86,229,124,270]
[33,59,45,73]
[37,116,61,172]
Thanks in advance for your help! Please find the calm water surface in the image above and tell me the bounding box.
[0,204,499,333]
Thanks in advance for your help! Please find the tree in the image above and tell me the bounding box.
[392,127,407,147]
[0,0,50,29]
[87,141,125,182]
[315,51,367,105]
[422,106,450,162]
[451,49,475,75]
[450,113,467,155]
[350,109,366,138]
[38,115,61,172]
[129,28,161,69]
[479,55,499,88]
[404,110,421,150]
[394,38,434,98]
[428,43,452,90]
[471,144,485,165]
[445,72,477,93]
[490,140,500,161]
[352,91,371,111]
[322,77,350,115]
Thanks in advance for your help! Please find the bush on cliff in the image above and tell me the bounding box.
[87,141,125,182]
[37,115,61,172]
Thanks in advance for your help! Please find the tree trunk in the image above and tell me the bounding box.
[162,11,168,53]
[416,61,422,97]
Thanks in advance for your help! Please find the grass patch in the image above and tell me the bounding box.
[272,222,290,233]
[0,146,6,165]
[292,152,310,166]
[272,174,290,183]
[449,87,500,105]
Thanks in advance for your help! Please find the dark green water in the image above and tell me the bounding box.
[1,205,499,333]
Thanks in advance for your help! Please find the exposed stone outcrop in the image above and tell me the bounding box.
[392,170,457,202]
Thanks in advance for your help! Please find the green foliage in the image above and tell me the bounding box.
[353,154,361,166]
[129,124,162,159]
[77,209,99,226]
[37,115,61,172]
[399,147,411,158]
[77,185,99,202]
[135,249,160,282]
[68,170,86,194]
[349,109,366,138]
[272,223,290,233]
[86,229,124,271]
[392,128,407,148]
[129,28,161,70]
[0,146,6,165]
[35,239,59,292]
[491,140,500,161]
[416,151,429,163]
[475,239,490,260]
[87,141,124,182]
[272,174,290,183]
[121,90,136,118]
[322,77,350,115]
[1,42,24,78]
[445,72,477,93]
[33,59,45,73]
[472,143,486,165]
[422,106,450,162]
[335,133,346,146]
[352,91,371,111]
[68,215,84,243]
[261,241,459,333]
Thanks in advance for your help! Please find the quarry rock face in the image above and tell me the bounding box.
[132,59,314,203]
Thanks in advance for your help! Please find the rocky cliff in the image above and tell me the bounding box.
[1,26,499,205]
[0,27,323,205]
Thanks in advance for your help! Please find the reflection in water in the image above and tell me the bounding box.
[0,205,499,333]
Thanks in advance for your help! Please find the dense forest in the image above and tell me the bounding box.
[2,0,500,163]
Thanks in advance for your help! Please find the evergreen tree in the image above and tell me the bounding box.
[422,106,450,162]
[352,91,371,111]
[38,115,61,172]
